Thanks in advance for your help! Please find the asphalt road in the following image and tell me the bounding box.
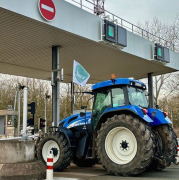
[54,163,179,180]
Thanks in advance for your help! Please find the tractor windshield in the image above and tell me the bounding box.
[128,86,148,108]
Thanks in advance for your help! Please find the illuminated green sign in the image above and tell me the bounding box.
[104,20,116,43]
[158,48,162,57]
[108,26,114,37]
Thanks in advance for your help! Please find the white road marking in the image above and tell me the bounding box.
[41,4,54,13]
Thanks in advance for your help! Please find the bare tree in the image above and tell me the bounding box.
[138,16,179,107]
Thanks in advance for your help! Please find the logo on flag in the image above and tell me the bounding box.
[73,60,90,86]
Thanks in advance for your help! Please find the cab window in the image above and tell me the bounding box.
[93,90,111,113]
[112,88,125,107]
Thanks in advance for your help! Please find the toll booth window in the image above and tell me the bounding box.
[108,26,114,37]
[128,87,148,108]
[112,88,125,107]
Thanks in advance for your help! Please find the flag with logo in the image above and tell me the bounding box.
[73,60,90,86]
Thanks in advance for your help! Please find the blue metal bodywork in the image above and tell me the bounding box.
[147,108,172,126]
[92,78,146,90]
[59,112,92,129]
[59,105,172,129]
[102,105,153,123]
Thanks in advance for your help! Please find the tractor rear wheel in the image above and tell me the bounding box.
[151,125,178,170]
[73,156,96,167]
[96,114,154,176]
[36,133,73,171]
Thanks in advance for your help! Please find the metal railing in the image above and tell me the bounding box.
[65,0,176,51]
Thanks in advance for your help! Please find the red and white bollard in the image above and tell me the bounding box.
[46,150,54,180]
[176,144,179,164]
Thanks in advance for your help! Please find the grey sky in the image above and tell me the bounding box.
[66,0,179,25]
[105,0,179,25]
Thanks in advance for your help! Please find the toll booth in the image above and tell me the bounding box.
[0,110,18,138]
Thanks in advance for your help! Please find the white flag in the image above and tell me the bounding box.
[73,60,90,86]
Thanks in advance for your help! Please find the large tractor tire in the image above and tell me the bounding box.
[96,114,154,176]
[36,133,73,171]
[73,156,96,167]
[151,125,178,170]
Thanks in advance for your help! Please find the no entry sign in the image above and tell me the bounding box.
[39,0,56,21]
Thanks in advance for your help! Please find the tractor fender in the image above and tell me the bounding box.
[58,127,76,147]
[95,105,153,131]
[147,108,172,126]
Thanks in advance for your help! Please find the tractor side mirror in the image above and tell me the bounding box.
[81,106,87,109]
[80,112,85,117]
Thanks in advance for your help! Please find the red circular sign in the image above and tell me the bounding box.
[39,0,56,21]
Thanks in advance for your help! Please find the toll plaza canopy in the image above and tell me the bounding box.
[0,0,179,84]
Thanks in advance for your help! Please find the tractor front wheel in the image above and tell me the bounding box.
[36,133,73,171]
[96,114,154,176]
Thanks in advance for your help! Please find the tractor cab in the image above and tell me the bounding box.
[91,75,148,129]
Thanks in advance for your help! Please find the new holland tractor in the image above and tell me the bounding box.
[36,76,178,176]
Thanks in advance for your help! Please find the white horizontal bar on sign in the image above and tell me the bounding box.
[41,4,54,13]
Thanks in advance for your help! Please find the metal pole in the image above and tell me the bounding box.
[23,87,28,137]
[52,46,60,127]
[148,73,154,108]
[71,82,74,115]
[5,115,8,138]
[80,0,82,8]
[14,91,18,111]
[17,90,21,136]
[12,91,18,136]
[45,96,47,133]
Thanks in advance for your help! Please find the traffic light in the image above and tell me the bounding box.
[39,118,46,129]
[28,102,36,114]
[27,118,34,126]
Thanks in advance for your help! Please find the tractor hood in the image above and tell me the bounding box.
[59,112,92,129]
[147,108,172,126]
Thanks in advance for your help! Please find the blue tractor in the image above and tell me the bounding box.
[36,76,178,176]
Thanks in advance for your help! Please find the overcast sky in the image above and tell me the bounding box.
[104,0,179,25]
[67,0,179,25]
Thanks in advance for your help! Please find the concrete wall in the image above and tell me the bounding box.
[124,31,153,60]
[0,140,35,163]
[0,0,101,42]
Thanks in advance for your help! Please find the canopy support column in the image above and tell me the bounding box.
[52,46,60,127]
[148,72,154,108]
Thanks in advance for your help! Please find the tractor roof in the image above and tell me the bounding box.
[92,78,146,90]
